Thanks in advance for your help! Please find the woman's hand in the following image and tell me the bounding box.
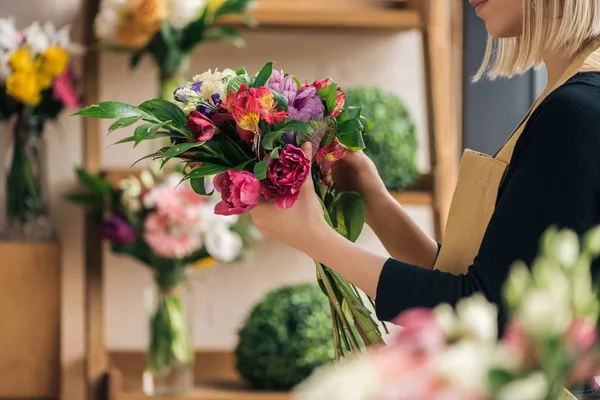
[250,143,332,253]
[329,150,387,203]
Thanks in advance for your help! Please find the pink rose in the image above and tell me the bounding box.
[567,318,598,351]
[392,308,446,353]
[187,110,217,141]
[213,170,261,215]
[261,144,310,209]
[144,212,203,259]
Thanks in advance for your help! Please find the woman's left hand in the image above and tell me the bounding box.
[250,143,332,252]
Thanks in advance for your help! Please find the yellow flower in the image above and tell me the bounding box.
[207,0,227,16]
[41,46,69,78]
[6,70,41,106]
[37,73,53,89]
[117,0,165,49]
[9,47,35,72]
[192,257,217,270]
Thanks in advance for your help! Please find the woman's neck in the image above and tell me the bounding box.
[541,50,577,95]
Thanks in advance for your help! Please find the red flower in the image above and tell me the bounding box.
[316,138,347,177]
[187,110,217,141]
[313,78,333,91]
[329,92,345,117]
[213,170,261,215]
[251,86,287,124]
[261,144,310,209]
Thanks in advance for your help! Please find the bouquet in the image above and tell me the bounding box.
[293,226,600,400]
[68,165,258,392]
[94,0,254,98]
[75,61,385,358]
[0,18,79,241]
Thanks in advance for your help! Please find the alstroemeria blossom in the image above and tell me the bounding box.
[187,109,217,141]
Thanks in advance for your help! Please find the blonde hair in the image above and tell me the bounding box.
[475,0,600,81]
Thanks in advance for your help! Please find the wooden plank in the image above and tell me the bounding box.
[117,385,290,400]
[218,8,421,30]
[82,1,109,400]
[0,242,60,398]
[390,190,433,206]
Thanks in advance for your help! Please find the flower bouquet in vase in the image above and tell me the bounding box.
[94,0,254,99]
[74,62,386,358]
[293,226,600,400]
[0,18,79,241]
[68,166,258,395]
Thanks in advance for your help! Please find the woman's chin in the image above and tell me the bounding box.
[484,22,522,39]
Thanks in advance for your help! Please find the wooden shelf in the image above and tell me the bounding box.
[391,190,433,206]
[116,383,290,400]
[219,8,421,30]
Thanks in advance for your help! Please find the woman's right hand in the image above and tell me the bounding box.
[329,150,387,202]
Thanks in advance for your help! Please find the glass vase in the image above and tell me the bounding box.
[1,109,53,241]
[143,277,194,395]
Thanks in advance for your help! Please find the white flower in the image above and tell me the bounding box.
[552,230,580,267]
[192,68,237,100]
[434,303,458,339]
[119,176,143,212]
[436,340,495,394]
[24,22,49,54]
[504,260,531,309]
[497,372,548,400]
[139,170,155,190]
[520,288,572,337]
[46,23,71,48]
[174,85,202,113]
[584,225,600,256]
[167,0,207,29]
[204,225,243,262]
[95,7,121,41]
[0,18,21,52]
[293,356,381,400]
[455,294,498,343]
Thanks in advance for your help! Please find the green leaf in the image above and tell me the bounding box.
[252,61,273,88]
[227,74,253,94]
[253,158,270,180]
[74,102,145,119]
[138,99,187,128]
[111,132,174,146]
[337,119,366,150]
[204,26,245,47]
[133,121,170,145]
[65,193,100,206]
[190,176,213,195]
[269,147,280,159]
[261,131,284,150]
[215,0,254,17]
[337,192,365,242]
[325,84,338,110]
[278,119,313,134]
[179,8,208,53]
[359,115,374,134]
[234,158,255,171]
[163,141,205,159]
[186,163,230,178]
[74,167,113,194]
[273,91,288,112]
[292,76,301,90]
[109,115,143,133]
[130,50,146,69]
[338,106,361,122]
[131,147,170,167]
[487,369,516,393]
[236,67,248,75]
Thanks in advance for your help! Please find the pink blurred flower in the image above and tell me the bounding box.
[392,308,446,353]
[144,178,205,224]
[261,144,310,209]
[501,318,527,364]
[144,212,203,259]
[567,318,598,351]
[187,110,217,141]
[52,67,80,108]
[213,170,261,215]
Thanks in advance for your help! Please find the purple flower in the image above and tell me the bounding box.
[191,81,202,94]
[288,85,325,122]
[101,215,137,245]
[268,69,298,105]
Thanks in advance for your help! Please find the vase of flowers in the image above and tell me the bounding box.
[69,166,258,394]
[93,0,254,100]
[0,18,79,241]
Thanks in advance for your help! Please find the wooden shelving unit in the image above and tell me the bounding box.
[78,0,462,399]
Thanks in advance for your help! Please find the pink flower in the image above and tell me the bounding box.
[143,177,205,224]
[213,170,261,215]
[187,110,217,141]
[567,318,598,351]
[261,144,310,209]
[52,67,80,108]
[329,91,345,117]
[392,308,446,353]
[144,212,203,259]
[501,318,527,363]
[313,78,333,91]
[316,138,347,177]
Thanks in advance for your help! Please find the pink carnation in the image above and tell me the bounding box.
[261,144,310,209]
[144,212,203,259]
[213,170,261,215]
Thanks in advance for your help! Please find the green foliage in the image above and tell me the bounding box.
[345,88,419,191]
[235,284,335,390]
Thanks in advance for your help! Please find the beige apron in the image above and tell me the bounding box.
[433,38,600,400]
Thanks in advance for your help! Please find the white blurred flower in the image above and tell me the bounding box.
[504,260,531,309]
[139,170,155,190]
[44,22,71,48]
[0,51,11,80]
[434,303,458,339]
[167,0,207,29]
[24,22,49,54]
[293,356,381,400]
[552,230,580,267]
[94,7,121,41]
[497,372,548,400]
[456,294,498,343]
[0,18,21,52]
[584,225,600,255]
[192,68,237,100]
[204,225,243,262]
[531,259,569,299]
[520,288,572,337]
[436,340,494,395]
[119,176,143,212]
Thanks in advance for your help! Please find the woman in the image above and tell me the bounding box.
[250,0,600,333]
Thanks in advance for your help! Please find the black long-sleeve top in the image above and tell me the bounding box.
[375,72,600,333]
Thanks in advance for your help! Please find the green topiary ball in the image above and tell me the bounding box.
[345,88,419,191]
[235,284,334,390]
